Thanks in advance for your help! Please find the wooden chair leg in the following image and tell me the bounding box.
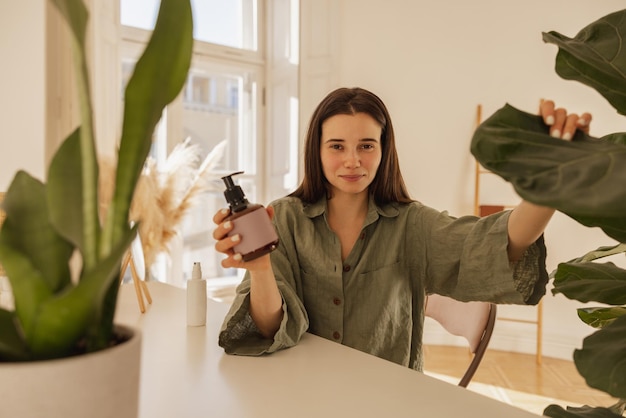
[536,300,543,365]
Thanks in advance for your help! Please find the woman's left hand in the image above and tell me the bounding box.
[540,99,592,140]
[506,100,594,262]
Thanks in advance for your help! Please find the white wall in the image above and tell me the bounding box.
[301,0,626,359]
[0,0,46,190]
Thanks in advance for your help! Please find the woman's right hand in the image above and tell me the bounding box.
[213,207,283,338]
[212,207,274,272]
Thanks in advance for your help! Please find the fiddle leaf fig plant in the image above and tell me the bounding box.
[471,9,626,418]
[0,0,193,361]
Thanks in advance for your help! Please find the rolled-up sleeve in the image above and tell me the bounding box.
[218,203,309,356]
[421,208,548,305]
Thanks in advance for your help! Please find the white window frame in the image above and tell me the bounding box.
[117,0,299,286]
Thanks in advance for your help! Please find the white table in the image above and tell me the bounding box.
[115,282,539,417]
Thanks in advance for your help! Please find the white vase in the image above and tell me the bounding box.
[0,325,141,418]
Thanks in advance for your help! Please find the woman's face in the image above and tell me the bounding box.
[320,112,382,199]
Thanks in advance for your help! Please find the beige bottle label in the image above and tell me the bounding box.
[231,207,278,255]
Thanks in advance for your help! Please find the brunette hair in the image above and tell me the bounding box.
[289,87,413,205]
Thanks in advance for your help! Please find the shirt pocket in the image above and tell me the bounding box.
[344,259,407,302]
[350,261,412,341]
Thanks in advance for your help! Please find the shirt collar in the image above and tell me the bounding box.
[302,194,400,223]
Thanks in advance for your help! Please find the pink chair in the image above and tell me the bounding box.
[425,294,497,387]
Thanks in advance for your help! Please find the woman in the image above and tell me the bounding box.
[213,87,591,370]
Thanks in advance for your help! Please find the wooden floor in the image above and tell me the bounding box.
[423,345,618,410]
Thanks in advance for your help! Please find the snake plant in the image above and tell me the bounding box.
[0,0,193,361]
[471,9,626,418]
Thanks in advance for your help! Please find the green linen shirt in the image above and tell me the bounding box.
[218,195,548,371]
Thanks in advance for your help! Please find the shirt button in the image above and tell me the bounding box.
[343,265,351,272]
[333,297,342,306]
[332,331,341,340]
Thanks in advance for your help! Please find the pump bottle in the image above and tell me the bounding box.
[187,262,207,327]
[221,171,279,261]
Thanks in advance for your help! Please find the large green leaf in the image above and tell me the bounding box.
[50,0,100,269]
[578,307,626,328]
[88,268,121,351]
[47,127,92,254]
[102,0,193,255]
[27,226,136,359]
[0,172,72,293]
[0,172,74,339]
[544,404,625,418]
[471,104,626,242]
[574,314,626,399]
[552,261,626,305]
[543,9,626,115]
[0,309,28,361]
[0,244,51,344]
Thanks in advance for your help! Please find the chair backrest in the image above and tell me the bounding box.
[424,293,497,387]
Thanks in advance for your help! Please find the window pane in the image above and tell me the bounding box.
[193,0,258,50]
[182,68,257,175]
[120,0,258,51]
[179,66,259,280]
[120,0,160,30]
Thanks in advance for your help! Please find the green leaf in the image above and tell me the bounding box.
[0,173,73,292]
[603,132,626,146]
[544,404,625,418]
[578,307,626,328]
[574,314,626,399]
[0,172,74,340]
[0,309,28,361]
[28,226,136,359]
[49,0,87,50]
[0,243,51,342]
[566,244,626,263]
[50,0,100,269]
[102,0,193,255]
[471,104,626,242]
[87,272,121,352]
[542,9,626,115]
[47,127,96,256]
[552,262,626,305]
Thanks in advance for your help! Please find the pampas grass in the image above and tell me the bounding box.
[99,139,227,270]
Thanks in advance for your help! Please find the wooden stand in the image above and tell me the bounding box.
[120,238,152,313]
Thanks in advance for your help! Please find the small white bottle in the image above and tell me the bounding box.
[187,262,207,326]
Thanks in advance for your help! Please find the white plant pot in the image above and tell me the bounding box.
[0,324,141,418]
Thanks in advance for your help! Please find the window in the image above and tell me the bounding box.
[121,0,259,51]
[119,0,298,287]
